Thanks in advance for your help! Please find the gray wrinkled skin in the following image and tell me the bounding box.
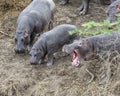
[111,0,116,2]
[106,0,120,23]
[30,24,78,65]
[63,32,120,61]
[62,39,93,61]
[14,0,55,53]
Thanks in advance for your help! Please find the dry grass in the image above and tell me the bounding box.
[0,77,35,96]
[0,0,31,11]
[0,0,120,96]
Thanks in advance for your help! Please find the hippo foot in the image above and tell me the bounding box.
[47,62,53,66]
[79,9,87,15]
[77,6,87,15]
[59,0,68,5]
[77,9,87,15]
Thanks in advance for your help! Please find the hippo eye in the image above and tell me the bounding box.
[34,52,37,57]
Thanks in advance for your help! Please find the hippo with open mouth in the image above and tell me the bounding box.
[63,32,120,84]
[62,32,120,66]
[63,39,94,66]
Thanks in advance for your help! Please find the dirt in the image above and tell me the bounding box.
[0,0,120,96]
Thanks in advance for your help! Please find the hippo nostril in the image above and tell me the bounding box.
[14,48,26,53]
[30,61,37,65]
[20,50,26,53]
[14,48,20,53]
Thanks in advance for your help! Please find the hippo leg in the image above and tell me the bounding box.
[30,32,36,44]
[48,13,54,30]
[48,20,53,30]
[77,0,89,15]
[39,53,46,64]
[47,53,54,66]
[27,32,36,52]
[39,57,45,64]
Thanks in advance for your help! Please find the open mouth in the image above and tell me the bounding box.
[71,49,81,67]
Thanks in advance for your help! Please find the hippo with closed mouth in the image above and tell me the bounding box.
[14,0,55,53]
[30,24,79,66]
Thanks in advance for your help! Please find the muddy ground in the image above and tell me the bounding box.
[0,0,120,96]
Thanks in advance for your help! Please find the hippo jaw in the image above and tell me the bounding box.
[71,49,84,67]
[14,31,31,53]
[14,43,30,54]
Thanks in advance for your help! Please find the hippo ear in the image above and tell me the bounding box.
[37,48,42,53]
[115,4,120,12]
[24,31,29,38]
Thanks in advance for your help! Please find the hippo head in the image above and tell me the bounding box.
[63,39,94,66]
[71,39,92,66]
[62,40,80,54]
[14,31,30,53]
[106,2,120,23]
[29,47,44,65]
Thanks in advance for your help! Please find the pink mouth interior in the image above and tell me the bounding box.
[71,50,80,67]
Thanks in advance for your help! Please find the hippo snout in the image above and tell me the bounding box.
[30,57,38,65]
[14,47,26,53]
[30,61,38,65]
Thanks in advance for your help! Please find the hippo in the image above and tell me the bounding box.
[62,32,120,66]
[106,0,120,23]
[62,32,120,83]
[14,0,55,53]
[30,24,79,66]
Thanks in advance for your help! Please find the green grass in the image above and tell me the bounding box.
[70,15,120,36]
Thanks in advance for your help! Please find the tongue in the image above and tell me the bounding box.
[71,50,80,67]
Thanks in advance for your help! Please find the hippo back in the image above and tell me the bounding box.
[43,24,78,51]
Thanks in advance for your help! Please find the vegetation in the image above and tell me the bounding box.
[70,14,120,36]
